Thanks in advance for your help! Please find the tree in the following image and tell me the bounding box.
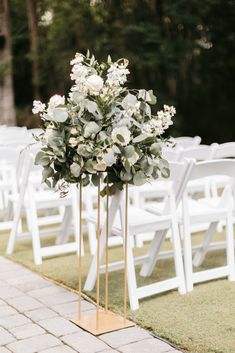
[26,0,40,100]
[0,0,16,126]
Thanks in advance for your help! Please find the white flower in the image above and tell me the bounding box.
[111,126,131,146]
[128,151,139,166]
[70,64,89,83]
[163,105,176,116]
[48,95,65,109]
[69,137,78,147]
[107,60,130,87]
[70,163,81,177]
[32,100,46,114]
[70,53,84,65]
[52,107,68,122]
[86,75,104,95]
[70,127,78,135]
[95,153,107,171]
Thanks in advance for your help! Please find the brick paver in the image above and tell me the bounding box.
[0,257,182,353]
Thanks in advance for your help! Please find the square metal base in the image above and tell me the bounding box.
[71,309,135,335]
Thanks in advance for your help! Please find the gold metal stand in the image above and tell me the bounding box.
[72,176,134,335]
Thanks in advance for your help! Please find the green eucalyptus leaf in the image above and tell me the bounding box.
[70,163,81,177]
[124,145,135,158]
[77,144,92,157]
[85,160,96,174]
[161,167,170,178]
[42,166,54,181]
[150,143,161,156]
[133,134,148,143]
[148,90,157,105]
[91,174,99,186]
[84,121,100,138]
[35,151,50,167]
[120,170,132,181]
[133,171,146,186]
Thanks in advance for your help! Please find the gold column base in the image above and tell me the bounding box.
[71,309,135,335]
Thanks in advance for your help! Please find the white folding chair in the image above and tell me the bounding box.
[181,160,235,291]
[210,142,235,198]
[0,146,22,227]
[84,161,189,310]
[6,152,83,265]
[173,136,201,148]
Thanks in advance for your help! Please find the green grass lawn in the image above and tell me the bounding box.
[0,229,235,353]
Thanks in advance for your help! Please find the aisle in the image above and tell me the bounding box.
[0,257,181,353]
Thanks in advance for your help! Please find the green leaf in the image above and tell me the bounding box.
[112,145,121,154]
[133,134,148,143]
[133,171,146,186]
[35,151,50,167]
[91,174,99,186]
[148,90,157,105]
[84,122,100,138]
[124,145,135,158]
[85,160,96,174]
[150,143,161,156]
[42,166,54,181]
[161,167,170,178]
[120,170,132,181]
[124,159,131,173]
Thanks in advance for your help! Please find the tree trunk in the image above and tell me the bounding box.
[0,0,16,126]
[26,0,40,100]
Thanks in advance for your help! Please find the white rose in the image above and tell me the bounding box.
[52,107,68,122]
[111,126,131,146]
[47,95,65,118]
[70,163,81,177]
[48,94,65,108]
[86,75,103,95]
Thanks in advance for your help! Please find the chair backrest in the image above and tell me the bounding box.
[213,142,235,159]
[160,160,192,210]
[188,159,235,181]
[162,146,182,162]
[173,136,201,148]
[179,144,216,161]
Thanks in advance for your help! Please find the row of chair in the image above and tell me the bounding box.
[1,131,235,310]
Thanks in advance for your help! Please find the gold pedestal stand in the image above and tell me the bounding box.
[71,176,134,336]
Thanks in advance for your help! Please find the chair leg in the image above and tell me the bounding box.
[171,221,186,295]
[140,230,166,277]
[87,223,97,255]
[28,195,42,265]
[126,234,139,310]
[56,206,72,245]
[193,222,218,267]
[182,194,193,292]
[226,206,235,281]
[6,199,22,255]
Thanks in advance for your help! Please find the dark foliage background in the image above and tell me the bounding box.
[10,0,235,143]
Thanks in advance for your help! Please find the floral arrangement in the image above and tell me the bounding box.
[32,51,175,196]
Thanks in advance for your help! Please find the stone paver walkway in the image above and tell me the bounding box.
[0,257,182,353]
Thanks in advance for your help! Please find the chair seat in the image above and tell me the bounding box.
[147,197,227,224]
[9,189,72,209]
[87,206,172,236]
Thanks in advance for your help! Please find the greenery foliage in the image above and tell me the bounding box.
[33,52,174,195]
